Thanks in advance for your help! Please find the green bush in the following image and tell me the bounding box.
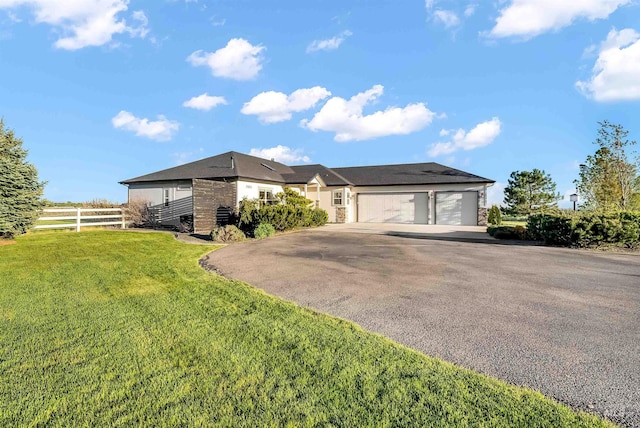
[310,208,328,226]
[210,225,246,243]
[488,205,502,225]
[487,225,528,240]
[254,222,275,239]
[527,211,640,247]
[237,189,329,236]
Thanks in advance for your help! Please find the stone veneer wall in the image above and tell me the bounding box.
[192,179,237,234]
[336,207,347,223]
[477,207,488,226]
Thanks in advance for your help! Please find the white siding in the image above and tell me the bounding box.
[313,186,353,223]
[128,181,192,206]
[236,180,284,205]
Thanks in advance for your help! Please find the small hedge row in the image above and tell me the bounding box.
[527,211,640,247]
[487,211,640,248]
[236,190,329,238]
[487,225,527,240]
[252,205,328,232]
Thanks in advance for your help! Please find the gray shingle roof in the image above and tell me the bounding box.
[283,165,353,186]
[121,153,493,187]
[120,151,294,184]
[332,162,494,186]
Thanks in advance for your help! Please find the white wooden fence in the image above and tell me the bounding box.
[34,208,126,232]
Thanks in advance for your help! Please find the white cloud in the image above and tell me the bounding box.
[487,182,506,206]
[249,145,311,164]
[464,4,476,17]
[428,117,501,156]
[0,0,149,50]
[241,86,331,123]
[576,28,640,102]
[183,93,228,111]
[489,0,631,40]
[301,85,437,142]
[307,30,352,53]
[425,0,437,10]
[433,10,460,28]
[112,111,179,141]
[187,38,265,80]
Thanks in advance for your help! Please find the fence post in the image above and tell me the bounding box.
[76,208,81,232]
[121,209,126,229]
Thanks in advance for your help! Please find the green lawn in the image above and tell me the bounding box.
[0,232,613,427]
[500,221,527,227]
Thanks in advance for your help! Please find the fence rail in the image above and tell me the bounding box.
[34,208,126,232]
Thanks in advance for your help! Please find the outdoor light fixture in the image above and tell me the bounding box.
[570,193,578,211]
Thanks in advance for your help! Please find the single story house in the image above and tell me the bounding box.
[120,151,494,233]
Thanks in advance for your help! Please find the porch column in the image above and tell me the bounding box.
[304,183,308,197]
[316,183,320,208]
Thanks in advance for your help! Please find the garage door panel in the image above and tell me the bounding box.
[436,192,477,226]
[358,193,428,224]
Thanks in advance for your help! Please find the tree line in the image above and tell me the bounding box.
[501,121,640,216]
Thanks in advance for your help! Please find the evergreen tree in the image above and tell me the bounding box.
[503,169,560,216]
[487,205,502,225]
[0,120,46,239]
[575,121,639,210]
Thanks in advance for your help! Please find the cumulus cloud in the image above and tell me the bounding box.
[433,10,460,28]
[301,85,437,142]
[425,1,464,28]
[241,86,331,123]
[187,38,265,80]
[428,117,501,156]
[488,0,631,40]
[112,111,179,141]
[183,93,228,111]
[307,30,352,53]
[576,28,640,102]
[0,0,149,50]
[249,145,311,164]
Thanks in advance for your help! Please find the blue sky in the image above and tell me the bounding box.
[1,0,639,206]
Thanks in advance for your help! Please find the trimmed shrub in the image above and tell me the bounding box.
[254,223,275,239]
[210,225,246,243]
[310,208,329,226]
[487,225,528,240]
[237,192,329,236]
[488,205,502,225]
[527,211,640,248]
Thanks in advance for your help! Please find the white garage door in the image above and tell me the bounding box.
[358,193,428,224]
[435,192,477,225]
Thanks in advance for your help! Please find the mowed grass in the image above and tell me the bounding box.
[0,232,613,427]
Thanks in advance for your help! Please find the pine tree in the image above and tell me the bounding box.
[503,169,560,216]
[0,120,46,239]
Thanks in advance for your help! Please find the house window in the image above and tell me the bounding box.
[164,189,170,207]
[333,190,343,206]
[259,189,275,206]
[345,190,351,205]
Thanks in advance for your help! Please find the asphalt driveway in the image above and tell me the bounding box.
[204,227,640,426]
